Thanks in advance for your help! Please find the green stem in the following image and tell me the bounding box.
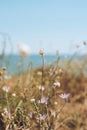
[6,92,10,111]
[41,55,44,97]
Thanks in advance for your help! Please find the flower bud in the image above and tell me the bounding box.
[39,49,44,56]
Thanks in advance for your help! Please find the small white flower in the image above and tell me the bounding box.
[59,93,70,99]
[2,86,10,92]
[3,108,10,115]
[12,93,16,97]
[1,113,4,117]
[38,85,45,91]
[30,98,35,102]
[18,44,30,57]
[3,108,7,111]
[54,101,58,105]
[54,82,60,87]
[37,71,42,76]
[4,75,11,79]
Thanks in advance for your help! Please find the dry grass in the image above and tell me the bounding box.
[0,43,87,129]
[0,54,86,130]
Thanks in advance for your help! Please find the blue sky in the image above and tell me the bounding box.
[0,0,87,54]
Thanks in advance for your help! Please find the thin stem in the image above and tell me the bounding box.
[33,101,41,130]
[56,100,66,117]
[6,92,10,117]
[41,55,44,84]
[41,55,45,97]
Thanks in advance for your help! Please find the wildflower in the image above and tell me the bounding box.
[38,85,45,91]
[3,108,9,115]
[40,114,47,120]
[37,71,42,76]
[39,49,44,56]
[12,93,16,97]
[54,101,58,105]
[38,97,49,104]
[59,93,70,99]
[30,98,35,102]
[0,71,3,76]
[28,112,33,118]
[2,86,10,93]
[18,44,30,57]
[2,67,7,71]
[36,114,47,121]
[3,108,11,118]
[54,81,60,87]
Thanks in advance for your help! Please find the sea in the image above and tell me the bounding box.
[0,54,85,75]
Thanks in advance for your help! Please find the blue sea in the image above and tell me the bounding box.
[0,54,84,75]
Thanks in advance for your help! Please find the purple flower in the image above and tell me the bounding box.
[40,114,47,120]
[59,93,70,99]
[4,108,10,115]
[36,114,47,121]
[38,97,49,104]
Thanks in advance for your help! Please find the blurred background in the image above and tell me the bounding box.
[0,0,87,74]
[0,0,87,54]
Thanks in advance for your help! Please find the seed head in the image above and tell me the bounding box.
[2,67,7,71]
[54,101,58,105]
[2,86,10,93]
[54,81,61,87]
[0,71,3,76]
[30,98,35,102]
[18,44,30,57]
[39,49,44,56]
[12,93,16,97]
[38,85,45,91]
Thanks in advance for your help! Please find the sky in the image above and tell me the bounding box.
[0,0,87,54]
